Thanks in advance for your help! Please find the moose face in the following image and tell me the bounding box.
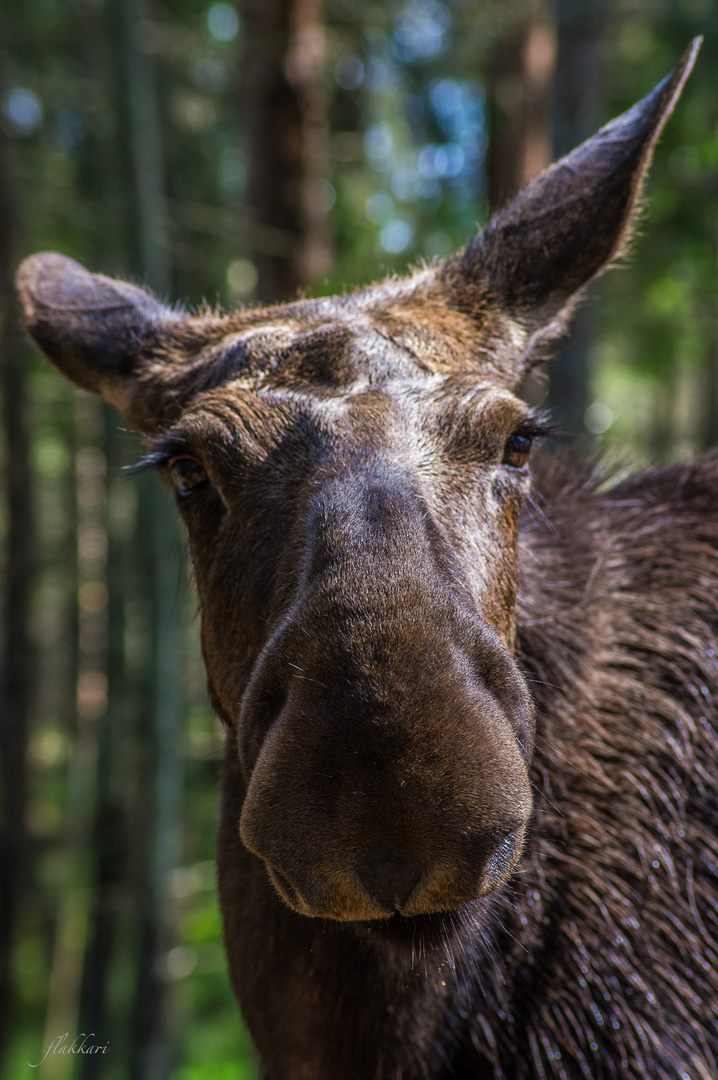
[16,42,698,927]
[151,323,539,921]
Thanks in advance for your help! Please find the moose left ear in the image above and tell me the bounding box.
[440,38,701,349]
[16,251,176,412]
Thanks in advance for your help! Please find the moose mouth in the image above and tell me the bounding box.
[261,824,525,925]
[258,814,528,928]
[352,897,500,962]
[348,831,521,957]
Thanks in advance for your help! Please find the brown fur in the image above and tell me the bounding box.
[16,40,716,1080]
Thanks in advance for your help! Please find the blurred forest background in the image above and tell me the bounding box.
[0,0,716,1077]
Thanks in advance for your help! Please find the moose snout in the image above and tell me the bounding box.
[237,621,534,922]
[241,755,532,921]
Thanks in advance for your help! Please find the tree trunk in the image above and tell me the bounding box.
[93,3,183,1078]
[41,398,106,1080]
[701,226,718,450]
[705,332,718,450]
[77,410,130,1080]
[118,3,183,1074]
[242,0,330,302]
[130,476,184,1080]
[547,0,606,431]
[486,6,556,211]
[0,24,35,1069]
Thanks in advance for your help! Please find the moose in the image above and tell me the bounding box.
[16,38,717,1080]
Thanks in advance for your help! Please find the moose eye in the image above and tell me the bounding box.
[502,432,533,470]
[168,455,208,496]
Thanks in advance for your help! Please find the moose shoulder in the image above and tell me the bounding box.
[17,39,718,1080]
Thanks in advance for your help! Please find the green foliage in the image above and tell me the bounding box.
[169,874,258,1079]
[174,1063,254,1080]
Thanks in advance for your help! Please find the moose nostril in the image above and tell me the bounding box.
[487,830,520,875]
[463,821,518,869]
[472,823,525,887]
[358,854,424,914]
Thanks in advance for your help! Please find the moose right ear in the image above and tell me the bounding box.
[16,252,176,414]
[436,37,701,359]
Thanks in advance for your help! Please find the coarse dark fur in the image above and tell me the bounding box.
[16,39,717,1080]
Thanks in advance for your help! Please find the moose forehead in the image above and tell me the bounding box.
[149,298,531,448]
[155,324,531,468]
[150,280,527,408]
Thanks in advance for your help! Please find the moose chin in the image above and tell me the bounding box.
[17,37,718,1080]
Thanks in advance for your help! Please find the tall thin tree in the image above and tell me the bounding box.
[84,2,185,1077]
[242,0,331,301]
[486,5,556,211]
[0,21,35,1069]
[548,0,605,430]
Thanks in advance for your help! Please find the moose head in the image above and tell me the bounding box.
[16,42,699,931]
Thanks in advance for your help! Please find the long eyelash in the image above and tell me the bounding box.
[516,410,559,440]
[128,453,170,477]
[127,435,192,477]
